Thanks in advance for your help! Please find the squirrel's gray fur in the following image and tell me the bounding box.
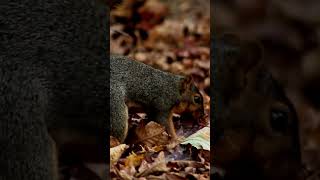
[110,55,186,142]
[0,0,107,179]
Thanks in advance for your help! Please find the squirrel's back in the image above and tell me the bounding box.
[110,55,183,109]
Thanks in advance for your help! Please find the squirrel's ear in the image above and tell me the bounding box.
[180,75,193,92]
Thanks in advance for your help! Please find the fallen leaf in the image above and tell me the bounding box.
[124,152,145,168]
[135,121,170,147]
[136,151,169,177]
[180,127,210,150]
[167,160,206,170]
[110,144,128,165]
[114,165,136,180]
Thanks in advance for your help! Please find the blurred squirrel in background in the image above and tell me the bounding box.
[0,0,107,179]
[110,55,205,143]
[212,35,303,180]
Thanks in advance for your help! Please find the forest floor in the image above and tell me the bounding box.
[110,0,210,179]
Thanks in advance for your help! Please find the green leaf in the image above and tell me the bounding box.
[180,127,210,150]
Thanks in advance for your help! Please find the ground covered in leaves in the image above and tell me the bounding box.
[110,0,210,179]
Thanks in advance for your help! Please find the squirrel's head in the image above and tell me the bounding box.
[174,75,205,123]
[213,34,302,179]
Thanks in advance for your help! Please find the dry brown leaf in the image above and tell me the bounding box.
[136,151,169,177]
[167,160,206,170]
[111,0,141,20]
[110,144,128,165]
[170,62,184,72]
[148,145,166,153]
[195,60,210,70]
[137,0,169,31]
[185,166,196,173]
[110,33,133,55]
[198,149,210,163]
[145,173,168,180]
[145,20,184,48]
[124,152,145,168]
[135,121,169,147]
[114,165,136,180]
[187,173,210,180]
[165,173,186,180]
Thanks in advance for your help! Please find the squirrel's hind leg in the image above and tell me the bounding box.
[110,83,129,143]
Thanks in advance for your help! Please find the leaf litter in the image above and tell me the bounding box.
[110,0,210,179]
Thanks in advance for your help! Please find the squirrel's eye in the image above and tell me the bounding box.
[270,109,289,133]
[194,95,202,104]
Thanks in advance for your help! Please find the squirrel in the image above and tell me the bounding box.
[110,55,205,143]
[1,0,107,179]
[212,34,303,179]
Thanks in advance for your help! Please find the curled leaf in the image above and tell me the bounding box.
[110,144,128,165]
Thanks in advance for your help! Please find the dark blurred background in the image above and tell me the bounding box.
[213,0,320,177]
